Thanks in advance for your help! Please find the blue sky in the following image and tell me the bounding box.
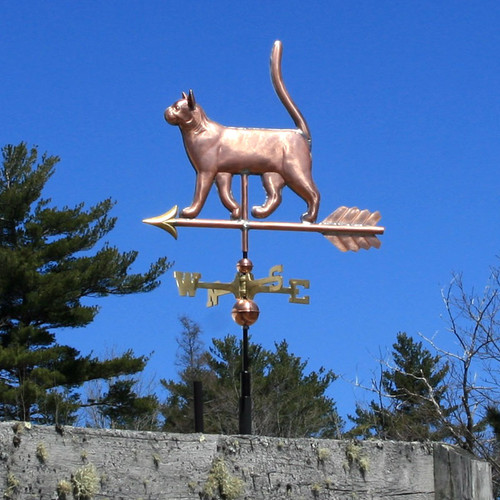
[2,1,500,424]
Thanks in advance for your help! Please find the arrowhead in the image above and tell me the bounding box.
[142,206,179,239]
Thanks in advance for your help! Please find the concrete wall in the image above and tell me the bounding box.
[0,422,492,499]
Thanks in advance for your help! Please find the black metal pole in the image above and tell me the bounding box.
[239,174,251,434]
[193,380,204,433]
[239,325,252,434]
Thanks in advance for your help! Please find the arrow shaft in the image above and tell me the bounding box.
[143,204,384,251]
[170,217,384,236]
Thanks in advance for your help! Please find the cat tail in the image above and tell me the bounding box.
[270,40,312,149]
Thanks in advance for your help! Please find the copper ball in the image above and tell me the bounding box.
[231,298,260,326]
[236,258,253,274]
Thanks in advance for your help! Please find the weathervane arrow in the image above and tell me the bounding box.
[143,204,384,252]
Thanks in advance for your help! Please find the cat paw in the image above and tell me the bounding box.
[180,207,199,218]
[251,206,270,219]
[300,212,316,224]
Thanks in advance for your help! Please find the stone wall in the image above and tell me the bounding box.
[0,422,492,499]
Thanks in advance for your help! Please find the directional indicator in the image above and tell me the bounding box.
[174,264,309,307]
[143,205,384,252]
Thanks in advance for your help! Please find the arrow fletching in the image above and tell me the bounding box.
[320,207,382,252]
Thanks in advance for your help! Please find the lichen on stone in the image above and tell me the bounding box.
[317,447,330,463]
[11,422,30,435]
[4,472,20,499]
[36,442,49,463]
[202,457,244,500]
[56,479,72,500]
[344,442,369,477]
[71,463,100,500]
[311,483,322,497]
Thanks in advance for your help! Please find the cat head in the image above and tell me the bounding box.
[164,90,197,126]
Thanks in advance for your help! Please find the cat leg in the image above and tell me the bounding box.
[181,171,215,218]
[284,168,320,223]
[252,173,285,218]
[215,173,241,219]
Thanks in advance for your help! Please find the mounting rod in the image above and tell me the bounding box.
[239,325,252,434]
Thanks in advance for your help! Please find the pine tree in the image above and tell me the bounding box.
[96,378,160,431]
[161,316,214,433]
[161,318,343,437]
[0,143,171,423]
[248,338,342,438]
[349,332,450,441]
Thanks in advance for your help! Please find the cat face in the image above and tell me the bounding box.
[164,98,190,125]
[164,91,196,126]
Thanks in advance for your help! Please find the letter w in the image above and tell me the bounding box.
[174,272,201,297]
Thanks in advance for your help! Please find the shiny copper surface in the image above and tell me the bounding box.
[237,258,253,274]
[143,206,384,252]
[145,42,385,253]
[231,299,260,326]
[164,41,319,223]
[322,206,382,251]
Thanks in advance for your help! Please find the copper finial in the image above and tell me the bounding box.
[232,299,260,327]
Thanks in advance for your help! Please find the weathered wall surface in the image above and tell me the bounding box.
[0,422,492,499]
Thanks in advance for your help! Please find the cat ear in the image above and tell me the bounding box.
[182,92,188,99]
[188,89,196,110]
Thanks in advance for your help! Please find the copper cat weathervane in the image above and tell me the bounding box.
[144,41,384,433]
